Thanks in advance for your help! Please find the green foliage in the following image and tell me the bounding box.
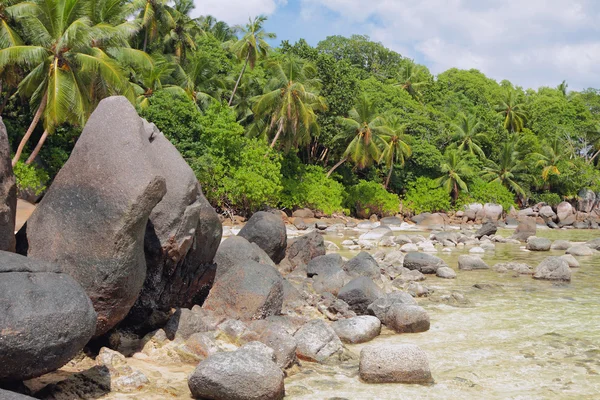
[345,180,399,218]
[403,177,451,214]
[457,179,516,211]
[13,161,48,196]
[531,192,562,207]
[281,164,346,215]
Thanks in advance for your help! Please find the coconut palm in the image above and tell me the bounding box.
[483,139,526,197]
[131,0,174,52]
[437,149,473,203]
[251,55,326,151]
[451,112,486,159]
[379,114,411,189]
[328,94,388,177]
[0,0,135,166]
[132,54,188,109]
[557,80,568,97]
[534,136,573,187]
[175,51,231,109]
[163,0,201,62]
[394,62,427,102]
[0,0,24,49]
[198,15,237,42]
[495,89,527,133]
[227,15,275,106]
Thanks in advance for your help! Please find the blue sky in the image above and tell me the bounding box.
[192,0,600,91]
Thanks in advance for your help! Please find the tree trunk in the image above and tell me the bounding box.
[25,129,48,165]
[229,53,250,106]
[588,148,600,164]
[269,124,284,149]
[385,163,394,189]
[143,27,149,52]
[452,181,458,204]
[327,157,347,178]
[12,92,47,167]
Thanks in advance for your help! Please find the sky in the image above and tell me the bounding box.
[192,0,600,91]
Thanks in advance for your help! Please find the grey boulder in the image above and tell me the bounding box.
[475,222,497,239]
[238,211,287,264]
[566,245,596,256]
[286,231,326,270]
[342,251,381,279]
[0,251,96,382]
[338,277,384,315]
[214,236,275,280]
[332,316,381,344]
[403,252,448,274]
[203,261,284,320]
[359,344,433,384]
[293,320,343,363]
[24,97,168,336]
[533,257,571,281]
[511,218,536,242]
[458,255,489,270]
[188,347,285,400]
[306,253,344,277]
[0,117,16,252]
[526,236,552,251]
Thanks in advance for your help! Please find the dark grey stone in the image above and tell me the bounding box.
[0,117,16,252]
[286,231,325,270]
[214,236,275,280]
[0,251,96,382]
[403,252,448,274]
[475,222,497,239]
[338,277,384,315]
[238,211,287,264]
[342,251,380,279]
[307,253,344,277]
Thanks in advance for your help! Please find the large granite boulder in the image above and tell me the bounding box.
[239,211,287,264]
[203,261,284,320]
[286,231,325,270]
[403,252,447,274]
[24,97,167,336]
[359,344,433,384]
[526,236,551,251]
[188,347,285,400]
[538,206,557,222]
[0,251,96,382]
[475,222,497,239]
[213,236,275,280]
[126,119,222,331]
[482,203,503,221]
[0,118,16,252]
[332,316,381,344]
[577,188,596,213]
[293,320,343,363]
[306,253,344,277]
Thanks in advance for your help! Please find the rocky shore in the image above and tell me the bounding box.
[0,99,597,399]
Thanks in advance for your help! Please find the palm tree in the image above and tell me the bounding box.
[557,80,568,96]
[328,94,388,177]
[176,52,230,109]
[251,55,326,151]
[451,112,486,158]
[0,0,26,115]
[198,15,237,42]
[495,89,527,133]
[394,62,427,101]
[163,0,201,62]
[437,149,472,203]
[227,15,275,106]
[131,0,174,52]
[379,115,411,189]
[0,0,135,166]
[483,139,526,197]
[534,136,573,188]
[132,54,188,109]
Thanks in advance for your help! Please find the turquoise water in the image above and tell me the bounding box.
[285,229,600,399]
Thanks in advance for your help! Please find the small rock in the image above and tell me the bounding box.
[566,245,596,256]
[403,252,447,274]
[359,344,433,384]
[551,240,572,250]
[436,267,457,279]
[560,254,580,268]
[458,255,489,270]
[526,237,552,251]
[533,257,571,281]
[332,316,381,344]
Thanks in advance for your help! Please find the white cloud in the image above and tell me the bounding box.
[192,0,286,26]
[299,0,600,89]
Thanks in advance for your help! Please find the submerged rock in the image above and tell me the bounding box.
[359,344,433,384]
[458,255,489,270]
[526,237,551,251]
[511,218,536,242]
[403,252,447,274]
[0,117,16,252]
[566,245,596,256]
[188,347,285,400]
[239,211,287,264]
[0,251,96,382]
[436,266,457,279]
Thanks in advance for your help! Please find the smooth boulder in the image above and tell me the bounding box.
[203,261,284,320]
[577,188,596,213]
[338,277,384,315]
[475,222,497,239]
[23,97,168,336]
[526,237,552,251]
[403,252,447,274]
[359,344,433,384]
[342,251,380,279]
[511,218,536,242]
[458,255,489,270]
[238,211,287,264]
[214,236,274,279]
[0,251,96,382]
[332,316,381,344]
[566,245,595,256]
[533,257,571,281]
[306,253,344,277]
[556,202,574,223]
[188,347,285,400]
[0,117,16,252]
[293,320,343,363]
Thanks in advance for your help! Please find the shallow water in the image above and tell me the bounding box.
[285,228,600,400]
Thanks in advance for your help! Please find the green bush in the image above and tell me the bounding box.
[403,176,451,214]
[345,180,399,218]
[281,165,346,215]
[457,179,516,211]
[13,161,49,196]
[531,192,562,207]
